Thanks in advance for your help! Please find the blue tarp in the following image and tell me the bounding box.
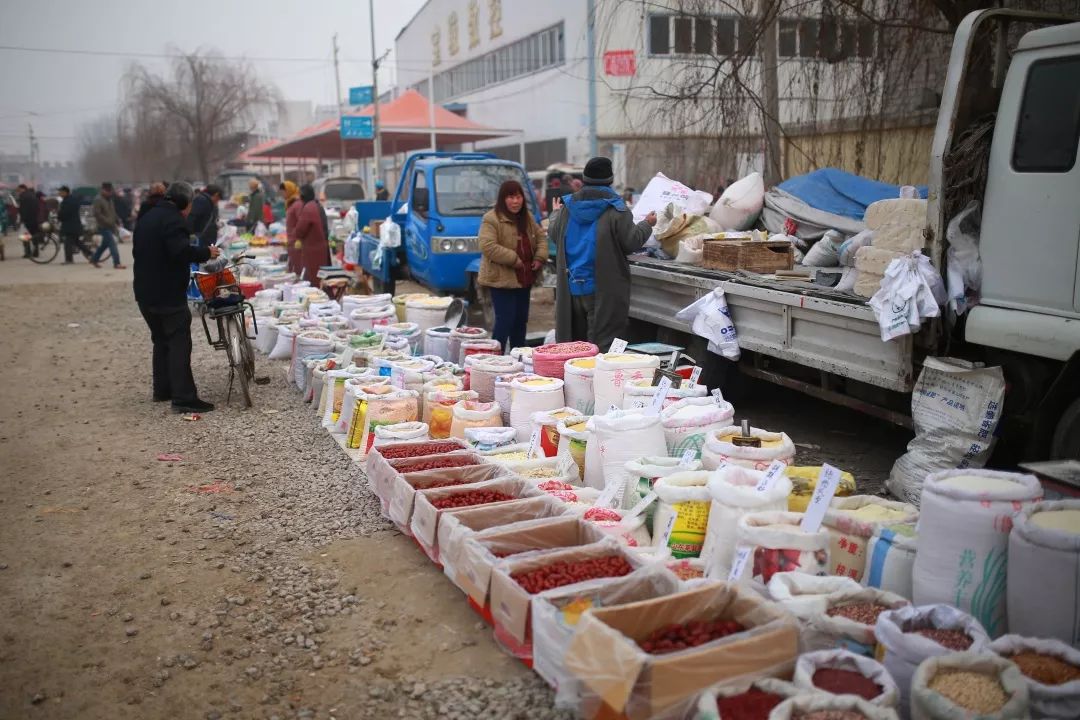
[777,168,927,221]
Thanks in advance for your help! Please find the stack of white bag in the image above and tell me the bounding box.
[853,198,926,297]
[341,293,391,318]
[1007,500,1080,647]
[700,465,792,579]
[622,379,707,410]
[659,396,734,459]
[508,375,564,441]
[562,357,595,415]
[868,252,946,341]
[592,353,660,411]
[584,410,667,492]
[913,469,1043,638]
[350,303,395,330]
[292,330,334,389]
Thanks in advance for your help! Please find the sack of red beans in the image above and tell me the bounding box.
[793,648,899,708]
[988,634,1080,719]
[690,677,798,720]
[874,603,991,717]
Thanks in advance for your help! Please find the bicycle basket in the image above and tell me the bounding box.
[195,268,238,301]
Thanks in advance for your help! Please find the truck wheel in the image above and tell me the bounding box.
[1050,397,1080,460]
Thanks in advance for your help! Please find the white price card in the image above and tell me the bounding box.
[595,479,624,509]
[660,512,677,548]
[607,403,620,415]
[623,491,657,519]
[679,448,697,467]
[527,426,542,459]
[668,349,680,368]
[800,463,843,533]
[711,388,724,405]
[689,366,702,385]
[727,545,752,582]
[756,461,787,493]
[645,376,672,416]
[608,338,628,354]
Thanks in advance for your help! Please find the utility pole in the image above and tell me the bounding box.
[27,123,37,185]
[759,0,783,186]
[369,0,382,190]
[586,0,598,158]
[332,33,347,174]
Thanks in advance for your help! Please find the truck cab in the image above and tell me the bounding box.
[356,152,539,297]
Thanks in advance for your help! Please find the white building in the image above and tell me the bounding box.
[393,0,941,189]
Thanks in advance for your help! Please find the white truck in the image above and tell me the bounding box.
[627,9,1080,464]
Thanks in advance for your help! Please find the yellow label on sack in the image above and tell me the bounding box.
[347,400,369,449]
[559,597,594,627]
[666,500,711,559]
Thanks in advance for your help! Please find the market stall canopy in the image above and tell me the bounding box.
[251,90,518,160]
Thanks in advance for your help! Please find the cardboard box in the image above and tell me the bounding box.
[531,566,682,702]
[453,516,607,607]
[364,438,469,510]
[387,463,511,530]
[488,540,642,646]
[563,582,800,720]
[409,477,538,562]
[438,496,571,587]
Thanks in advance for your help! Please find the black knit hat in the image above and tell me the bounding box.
[583,156,614,186]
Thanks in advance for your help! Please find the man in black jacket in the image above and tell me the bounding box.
[133,181,220,413]
[187,184,222,250]
[57,186,94,263]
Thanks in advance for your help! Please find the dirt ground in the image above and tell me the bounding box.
[0,235,911,719]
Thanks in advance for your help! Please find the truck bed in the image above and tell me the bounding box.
[628,256,915,392]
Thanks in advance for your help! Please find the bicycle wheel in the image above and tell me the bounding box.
[224,313,252,408]
[29,234,60,264]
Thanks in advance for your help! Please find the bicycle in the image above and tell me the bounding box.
[27,213,61,264]
[192,255,259,408]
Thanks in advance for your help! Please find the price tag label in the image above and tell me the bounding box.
[608,338,628,354]
[623,491,657,520]
[668,349,679,368]
[800,463,842,533]
[756,460,787,493]
[645,376,672,417]
[711,388,724,405]
[607,403,620,415]
[689,366,702,385]
[679,448,697,467]
[660,512,677,548]
[527,426,542,459]
[728,545,752,582]
[595,479,624,509]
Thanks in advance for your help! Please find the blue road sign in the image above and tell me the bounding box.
[341,116,374,140]
[349,86,373,106]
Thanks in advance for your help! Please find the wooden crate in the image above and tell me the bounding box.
[702,239,793,273]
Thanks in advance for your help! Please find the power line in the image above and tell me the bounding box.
[0,43,365,64]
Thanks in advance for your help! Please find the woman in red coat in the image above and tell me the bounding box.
[294,184,329,286]
[281,181,301,274]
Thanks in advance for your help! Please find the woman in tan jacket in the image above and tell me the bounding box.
[478,180,548,351]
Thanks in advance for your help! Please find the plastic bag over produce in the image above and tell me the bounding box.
[676,288,740,360]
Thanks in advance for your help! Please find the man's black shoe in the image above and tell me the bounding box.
[172,399,215,413]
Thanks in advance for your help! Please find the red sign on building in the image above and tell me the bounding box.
[603,50,636,77]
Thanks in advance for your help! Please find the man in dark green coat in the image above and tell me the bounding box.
[548,157,656,353]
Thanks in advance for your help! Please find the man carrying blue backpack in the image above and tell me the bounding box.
[548,156,656,352]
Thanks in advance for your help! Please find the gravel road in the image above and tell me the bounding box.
[0,250,910,719]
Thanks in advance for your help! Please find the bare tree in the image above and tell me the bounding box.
[121,49,279,181]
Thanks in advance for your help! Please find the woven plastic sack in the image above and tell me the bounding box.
[701,426,795,471]
[423,389,478,439]
[770,693,900,720]
[584,410,667,492]
[653,471,712,558]
[910,651,1028,720]
[268,323,297,360]
[622,378,707,410]
[563,357,596,415]
[988,634,1080,719]
[449,400,502,440]
[469,355,523,404]
[532,341,599,380]
[373,421,429,447]
[1007,500,1080,646]
[660,397,735,459]
[733,510,829,587]
[508,375,565,442]
[700,465,793,580]
[793,648,900,707]
[593,353,661,412]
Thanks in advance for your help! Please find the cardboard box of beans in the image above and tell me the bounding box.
[409,476,539,562]
[488,539,644,647]
[452,516,607,609]
[563,581,799,720]
[387,463,513,532]
[365,438,470,509]
[437,496,571,589]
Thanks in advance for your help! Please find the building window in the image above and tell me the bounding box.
[673,17,693,53]
[418,23,566,102]
[695,17,713,54]
[650,14,755,57]
[649,15,670,54]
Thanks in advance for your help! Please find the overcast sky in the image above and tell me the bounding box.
[0,0,428,163]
